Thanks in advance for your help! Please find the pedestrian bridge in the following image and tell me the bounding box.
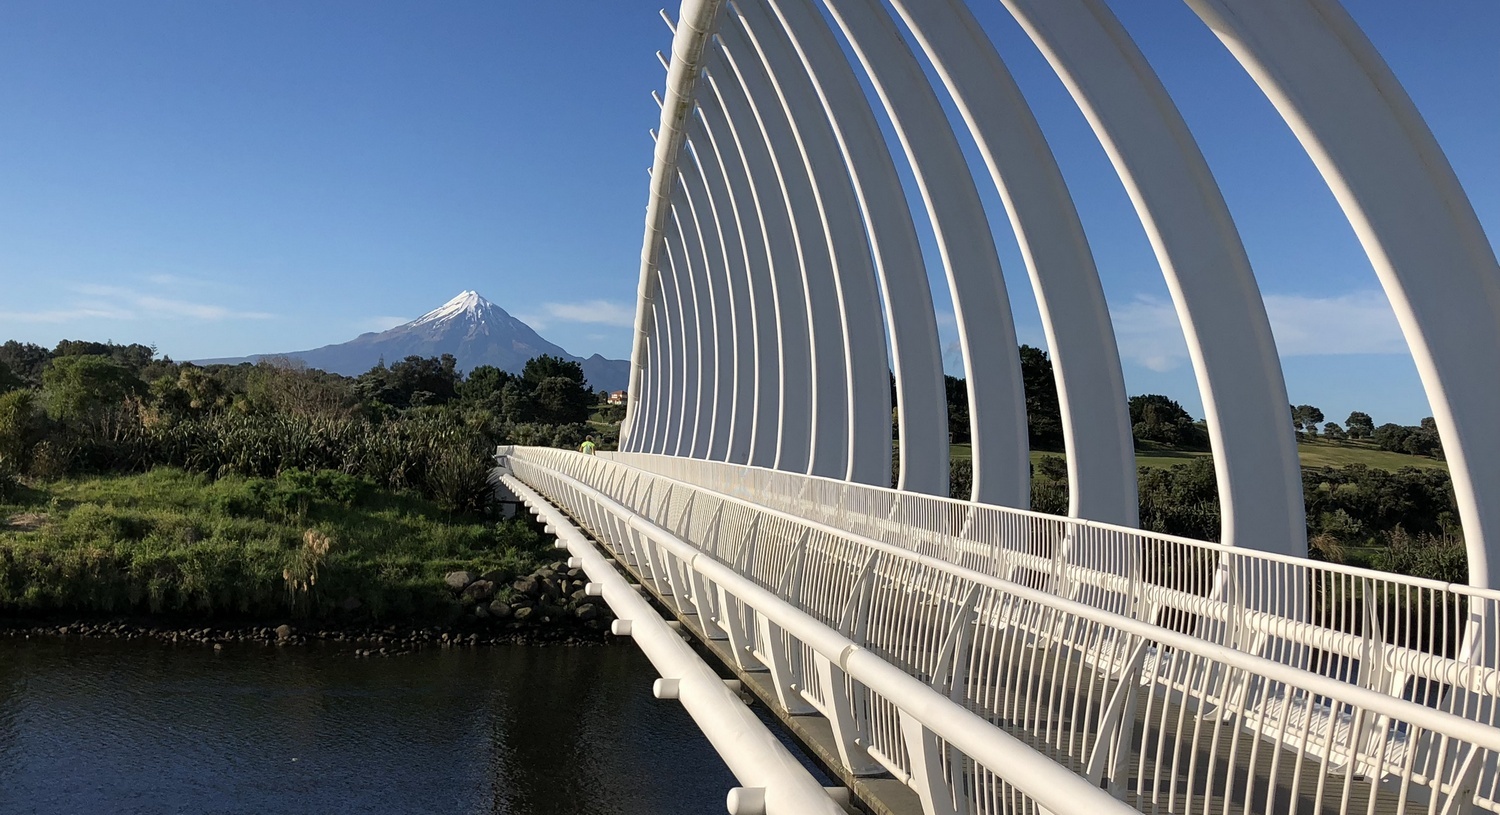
[503,0,1500,811]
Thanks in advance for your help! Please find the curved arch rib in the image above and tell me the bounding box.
[713,39,848,476]
[755,0,950,496]
[703,53,814,471]
[886,0,1137,525]
[684,130,754,463]
[1000,0,1305,556]
[1181,0,1500,592]
[818,0,1030,507]
[693,92,783,467]
[727,5,891,486]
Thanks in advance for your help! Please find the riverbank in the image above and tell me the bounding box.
[0,613,608,655]
[0,468,579,624]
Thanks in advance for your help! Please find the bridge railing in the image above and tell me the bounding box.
[597,451,1500,724]
[506,447,1500,815]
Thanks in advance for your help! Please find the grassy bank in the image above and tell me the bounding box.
[0,468,549,622]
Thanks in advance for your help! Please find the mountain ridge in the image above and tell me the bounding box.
[195,291,630,392]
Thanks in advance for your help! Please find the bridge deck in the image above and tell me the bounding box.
[501,448,1500,815]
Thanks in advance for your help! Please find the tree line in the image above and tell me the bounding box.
[0,340,605,513]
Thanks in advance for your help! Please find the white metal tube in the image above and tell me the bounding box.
[716,28,850,480]
[687,114,757,465]
[997,0,1305,557]
[885,0,1137,525]
[626,0,727,450]
[696,77,783,469]
[660,229,695,456]
[703,52,815,472]
[726,5,892,487]
[503,475,847,815]
[673,162,722,460]
[817,0,1030,508]
[1181,0,1500,597]
[679,141,738,462]
[759,0,950,496]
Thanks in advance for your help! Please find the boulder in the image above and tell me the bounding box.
[461,580,496,602]
[480,569,509,585]
[513,606,534,622]
[488,600,513,619]
[275,624,293,641]
[575,604,601,622]
[512,576,540,597]
[444,571,475,592]
[570,590,598,607]
[473,605,490,619]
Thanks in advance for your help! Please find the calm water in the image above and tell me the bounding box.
[0,637,770,814]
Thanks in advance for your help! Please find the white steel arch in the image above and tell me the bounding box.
[819,0,1032,509]
[1180,0,1500,595]
[694,73,785,468]
[997,0,1306,556]
[683,125,756,464]
[886,0,1137,526]
[623,0,1499,591]
[672,157,726,459]
[728,4,892,488]
[702,52,816,473]
[757,0,951,498]
[716,25,852,480]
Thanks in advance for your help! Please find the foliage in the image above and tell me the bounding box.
[1372,419,1444,459]
[0,468,549,620]
[42,355,145,423]
[1129,394,1208,450]
[357,354,461,409]
[1291,404,1325,438]
[1345,411,1374,440]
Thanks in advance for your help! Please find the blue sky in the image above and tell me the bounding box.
[0,1,1494,426]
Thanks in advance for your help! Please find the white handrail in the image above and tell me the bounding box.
[505,446,1500,814]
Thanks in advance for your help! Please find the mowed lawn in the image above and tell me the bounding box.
[948,440,1446,473]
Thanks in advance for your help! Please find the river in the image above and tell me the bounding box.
[0,636,795,814]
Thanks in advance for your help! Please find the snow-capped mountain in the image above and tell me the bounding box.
[197,291,630,391]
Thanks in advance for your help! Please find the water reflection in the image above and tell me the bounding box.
[0,638,741,814]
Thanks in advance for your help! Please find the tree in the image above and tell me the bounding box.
[356,355,459,409]
[245,359,357,419]
[1323,422,1347,440]
[41,355,145,422]
[1129,394,1206,448]
[1292,405,1325,438]
[945,375,969,443]
[460,365,512,408]
[1345,411,1374,440]
[0,341,50,387]
[516,355,593,424]
[1019,345,1063,451]
[0,360,19,394]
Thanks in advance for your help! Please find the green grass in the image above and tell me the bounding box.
[0,468,548,621]
[944,439,1445,472]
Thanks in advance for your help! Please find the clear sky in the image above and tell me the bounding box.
[0,1,1495,426]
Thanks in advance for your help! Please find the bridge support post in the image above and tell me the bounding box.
[756,615,818,715]
[897,711,959,815]
[814,653,885,777]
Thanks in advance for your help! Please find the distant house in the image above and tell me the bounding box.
[608,390,627,405]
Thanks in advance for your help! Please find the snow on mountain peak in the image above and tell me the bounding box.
[411,290,496,327]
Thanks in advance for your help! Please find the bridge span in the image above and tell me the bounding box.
[499,447,1499,815]
[505,0,1500,811]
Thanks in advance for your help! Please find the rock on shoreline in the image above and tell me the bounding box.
[0,562,618,657]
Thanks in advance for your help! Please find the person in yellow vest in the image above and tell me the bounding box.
[579,435,597,455]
